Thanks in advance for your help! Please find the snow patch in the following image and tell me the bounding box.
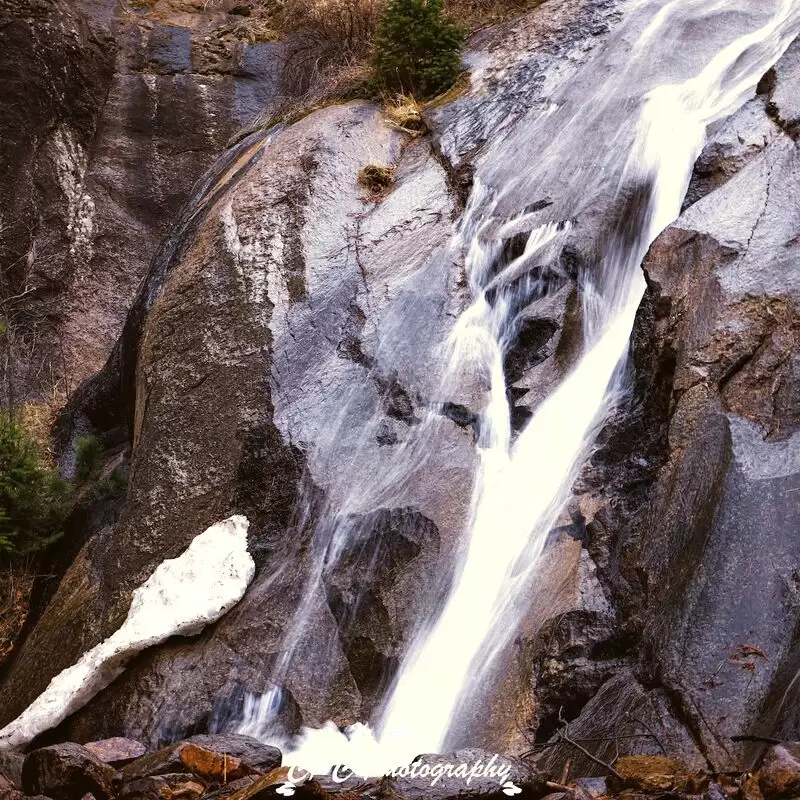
[0,515,255,750]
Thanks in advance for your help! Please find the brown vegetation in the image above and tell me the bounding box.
[358,163,396,196]
[204,0,546,131]
[0,566,35,664]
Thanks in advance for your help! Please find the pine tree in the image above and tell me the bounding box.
[0,414,68,558]
[373,0,464,99]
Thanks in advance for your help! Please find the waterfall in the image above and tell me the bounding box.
[239,0,800,775]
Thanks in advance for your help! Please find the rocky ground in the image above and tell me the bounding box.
[3,734,800,800]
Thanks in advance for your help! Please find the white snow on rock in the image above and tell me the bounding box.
[0,515,255,750]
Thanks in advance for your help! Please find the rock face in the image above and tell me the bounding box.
[0,101,474,743]
[535,34,800,775]
[0,0,282,406]
[0,0,641,746]
[0,0,116,405]
[2,0,799,782]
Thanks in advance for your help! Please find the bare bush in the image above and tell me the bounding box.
[444,0,544,30]
[263,0,379,97]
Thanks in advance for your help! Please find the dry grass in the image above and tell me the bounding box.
[271,0,379,98]
[383,93,427,134]
[0,566,35,664]
[358,163,396,194]
[444,0,545,31]
[18,399,63,463]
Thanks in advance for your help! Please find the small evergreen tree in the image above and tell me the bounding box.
[374,0,464,99]
[0,414,69,558]
[75,434,103,484]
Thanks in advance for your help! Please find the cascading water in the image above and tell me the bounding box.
[239,0,800,775]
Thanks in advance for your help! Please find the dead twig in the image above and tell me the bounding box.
[555,709,624,781]
[520,732,664,760]
[557,728,624,780]
[627,712,668,756]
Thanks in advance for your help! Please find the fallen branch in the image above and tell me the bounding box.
[555,710,623,781]
[556,727,623,781]
[628,714,668,756]
[545,781,572,793]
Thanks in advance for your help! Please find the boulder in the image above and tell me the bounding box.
[184,735,281,772]
[178,743,249,782]
[21,743,116,800]
[121,735,280,782]
[119,773,205,800]
[83,737,147,766]
[0,752,23,790]
[759,745,800,799]
[380,750,548,800]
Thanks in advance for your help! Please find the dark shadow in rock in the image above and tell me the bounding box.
[323,508,442,720]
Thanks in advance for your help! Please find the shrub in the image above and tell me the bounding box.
[74,435,103,484]
[0,414,69,558]
[276,0,380,97]
[358,164,396,194]
[373,0,464,99]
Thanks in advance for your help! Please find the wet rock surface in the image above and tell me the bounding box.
[0,100,473,742]
[0,0,636,747]
[526,31,800,777]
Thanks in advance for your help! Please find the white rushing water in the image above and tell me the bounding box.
[377,1,800,763]
[244,0,800,776]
